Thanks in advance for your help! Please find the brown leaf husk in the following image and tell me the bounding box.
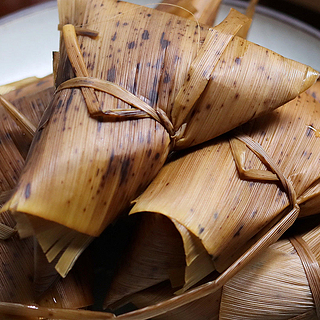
[0,76,54,159]
[104,213,186,309]
[2,0,317,241]
[105,84,320,311]
[0,80,92,310]
[121,216,320,320]
[0,4,318,314]
[1,219,318,320]
[0,77,44,96]
[131,91,320,282]
[0,75,53,204]
[3,0,176,237]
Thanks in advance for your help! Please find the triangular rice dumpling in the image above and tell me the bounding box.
[120,216,320,320]
[131,90,320,280]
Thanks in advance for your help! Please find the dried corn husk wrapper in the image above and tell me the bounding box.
[117,215,320,320]
[0,82,93,310]
[0,77,53,205]
[103,213,186,308]
[103,211,221,311]
[1,75,53,99]
[0,77,43,96]
[131,91,320,291]
[2,0,318,242]
[0,75,54,159]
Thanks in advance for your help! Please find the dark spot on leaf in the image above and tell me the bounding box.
[128,41,135,49]
[234,225,244,237]
[65,90,74,112]
[36,80,46,87]
[174,55,180,63]
[160,32,170,49]
[148,89,158,106]
[111,32,117,41]
[142,30,149,40]
[25,183,31,199]
[107,66,116,82]
[120,157,131,185]
[154,58,163,70]
[153,75,158,88]
[56,99,63,110]
[147,130,151,144]
[250,110,257,120]
[263,99,271,106]
[163,71,171,84]
[154,153,160,160]
[235,57,241,64]
[97,122,102,132]
[132,80,137,95]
